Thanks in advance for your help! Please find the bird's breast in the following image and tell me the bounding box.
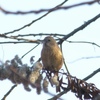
[41,46,63,71]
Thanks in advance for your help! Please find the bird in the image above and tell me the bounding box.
[41,36,63,74]
[41,36,63,92]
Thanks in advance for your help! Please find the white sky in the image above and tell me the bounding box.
[0,0,100,100]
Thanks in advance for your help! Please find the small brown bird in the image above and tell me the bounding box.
[41,36,63,74]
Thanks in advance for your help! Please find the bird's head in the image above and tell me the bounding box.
[43,36,57,47]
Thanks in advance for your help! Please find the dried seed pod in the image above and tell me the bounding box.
[30,56,35,64]
[93,94,100,100]
[29,70,40,84]
[43,78,49,93]
[18,65,28,79]
[35,74,43,94]
[0,69,9,80]
[13,73,22,84]
[50,75,59,86]
[14,55,22,65]
[29,62,42,84]
[23,81,31,92]
[0,60,12,79]
[4,63,12,77]
[33,62,43,71]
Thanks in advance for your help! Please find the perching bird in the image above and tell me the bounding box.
[41,36,63,74]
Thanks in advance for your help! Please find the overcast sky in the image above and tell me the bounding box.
[0,0,100,100]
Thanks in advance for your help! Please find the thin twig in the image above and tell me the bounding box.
[46,91,64,100]
[21,44,39,59]
[3,0,68,35]
[1,85,17,100]
[67,40,100,48]
[58,13,100,44]
[0,1,97,15]
[60,44,70,75]
[48,87,71,100]
[68,56,100,63]
[0,34,39,43]
[10,33,65,37]
[0,41,35,44]
[83,68,100,81]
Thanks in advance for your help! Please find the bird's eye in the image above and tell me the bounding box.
[48,39,50,42]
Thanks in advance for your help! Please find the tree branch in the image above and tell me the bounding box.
[83,68,100,81]
[21,44,39,59]
[49,67,100,100]
[67,40,100,48]
[68,56,100,63]
[2,0,68,35]
[58,13,100,44]
[0,41,33,44]
[0,0,98,15]
[10,33,65,37]
[0,34,39,43]
[48,87,71,100]
[1,85,17,100]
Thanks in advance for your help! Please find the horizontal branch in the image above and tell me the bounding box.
[10,33,65,37]
[67,40,100,48]
[0,41,33,44]
[0,0,98,15]
[0,34,39,43]
[68,56,100,63]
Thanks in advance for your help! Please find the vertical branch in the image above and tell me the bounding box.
[60,44,70,75]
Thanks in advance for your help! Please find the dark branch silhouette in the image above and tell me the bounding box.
[1,85,17,100]
[0,0,99,15]
[2,0,68,35]
[58,13,100,44]
[83,68,100,81]
[10,33,65,37]
[21,44,39,59]
[68,56,100,63]
[67,40,100,48]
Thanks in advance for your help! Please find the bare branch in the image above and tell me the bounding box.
[1,85,17,100]
[58,13,100,44]
[0,34,39,43]
[0,1,98,15]
[48,88,71,100]
[46,91,65,100]
[2,0,68,35]
[0,41,33,44]
[21,44,39,59]
[10,33,65,37]
[60,44,70,75]
[67,40,100,48]
[83,68,100,81]
[68,56,100,63]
